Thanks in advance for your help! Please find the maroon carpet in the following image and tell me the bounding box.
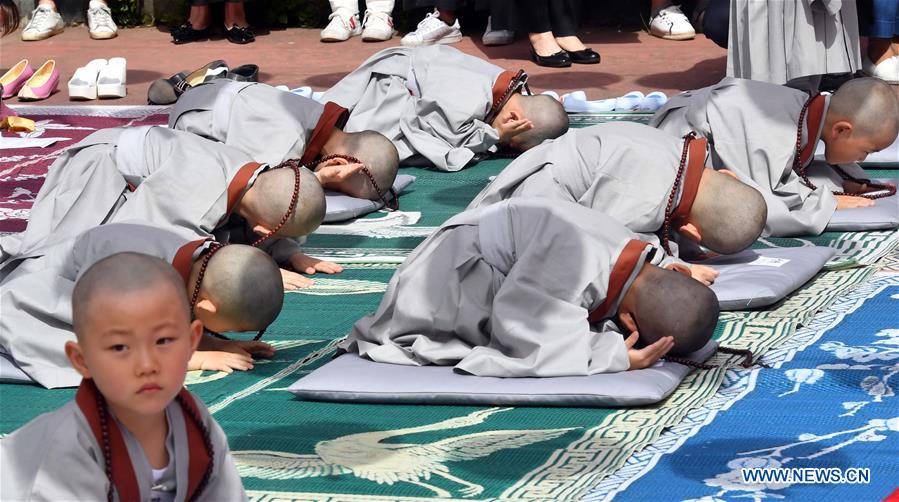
[0,107,167,233]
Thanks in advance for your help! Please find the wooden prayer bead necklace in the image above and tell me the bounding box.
[189,243,268,341]
[312,154,399,210]
[665,346,769,371]
[793,95,896,200]
[660,132,696,256]
[251,158,303,249]
[95,385,214,501]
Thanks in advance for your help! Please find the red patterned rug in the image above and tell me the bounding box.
[0,105,168,233]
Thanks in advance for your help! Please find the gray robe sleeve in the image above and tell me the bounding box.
[170,80,324,166]
[0,402,110,501]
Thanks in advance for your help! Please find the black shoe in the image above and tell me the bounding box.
[147,60,228,105]
[171,21,211,44]
[530,48,571,68]
[225,24,255,44]
[225,64,259,82]
[566,48,600,64]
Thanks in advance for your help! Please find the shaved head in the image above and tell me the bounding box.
[338,130,400,200]
[199,245,283,331]
[251,165,325,237]
[512,95,569,151]
[829,77,899,141]
[631,265,719,355]
[73,253,188,339]
[691,169,767,255]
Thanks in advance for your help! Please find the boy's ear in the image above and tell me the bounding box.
[188,320,203,353]
[665,262,692,278]
[832,120,853,137]
[196,298,217,315]
[65,341,92,379]
[718,168,739,179]
[506,110,521,122]
[678,222,702,242]
[252,224,273,236]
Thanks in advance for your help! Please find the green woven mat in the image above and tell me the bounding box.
[2,118,897,501]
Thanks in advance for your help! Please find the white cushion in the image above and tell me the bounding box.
[323,174,416,223]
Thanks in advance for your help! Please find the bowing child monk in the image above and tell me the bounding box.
[650,77,899,236]
[344,199,720,377]
[1,252,246,500]
[468,122,768,285]
[1,222,283,388]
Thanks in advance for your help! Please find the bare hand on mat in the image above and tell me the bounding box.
[835,195,875,209]
[281,268,314,290]
[289,252,343,275]
[199,335,276,359]
[189,351,254,373]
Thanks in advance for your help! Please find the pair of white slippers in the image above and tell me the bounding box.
[69,57,127,100]
[543,90,668,113]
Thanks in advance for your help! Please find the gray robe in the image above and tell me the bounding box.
[342,199,662,377]
[650,77,838,237]
[0,390,245,501]
[323,46,516,171]
[727,0,861,91]
[0,126,301,267]
[169,80,348,167]
[467,122,705,260]
[0,223,211,389]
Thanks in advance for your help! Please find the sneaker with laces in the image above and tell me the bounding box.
[649,4,695,41]
[361,10,396,42]
[21,5,65,42]
[482,16,514,46]
[87,1,117,39]
[401,9,462,47]
[321,9,362,42]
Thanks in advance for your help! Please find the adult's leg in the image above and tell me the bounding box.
[186,0,212,30]
[548,0,586,51]
[859,0,899,63]
[701,0,729,48]
[520,0,563,57]
[224,0,250,28]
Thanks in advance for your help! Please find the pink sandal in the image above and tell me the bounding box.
[18,60,59,101]
[0,59,35,99]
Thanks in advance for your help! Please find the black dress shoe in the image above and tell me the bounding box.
[530,48,571,68]
[171,21,211,44]
[225,64,259,82]
[566,48,600,64]
[225,24,255,44]
[147,60,228,105]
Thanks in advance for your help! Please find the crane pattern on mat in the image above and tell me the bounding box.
[233,407,577,498]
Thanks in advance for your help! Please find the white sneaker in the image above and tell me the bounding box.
[482,16,514,46]
[97,57,127,98]
[87,1,117,39]
[361,10,396,42]
[649,5,695,41]
[401,9,462,47]
[68,58,106,100]
[862,55,899,84]
[320,9,362,42]
[21,5,65,41]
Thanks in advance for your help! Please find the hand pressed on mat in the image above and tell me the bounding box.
[190,335,276,373]
[288,252,343,276]
[836,195,876,209]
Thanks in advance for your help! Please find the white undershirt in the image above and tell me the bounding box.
[150,465,175,502]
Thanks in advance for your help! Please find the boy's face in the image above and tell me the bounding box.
[825,125,894,165]
[67,284,202,420]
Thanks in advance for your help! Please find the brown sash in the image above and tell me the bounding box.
[75,380,212,501]
[171,239,208,285]
[798,94,826,168]
[587,240,650,324]
[491,70,517,112]
[670,136,708,227]
[225,162,265,218]
[300,102,350,165]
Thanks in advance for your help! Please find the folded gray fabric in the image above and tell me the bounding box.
[287,340,717,407]
[0,353,33,384]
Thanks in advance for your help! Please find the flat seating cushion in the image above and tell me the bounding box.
[826,191,898,231]
[323,174,416,223]
[0,353,33,384]
[288,340,717,407]
[699,246,836,310]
